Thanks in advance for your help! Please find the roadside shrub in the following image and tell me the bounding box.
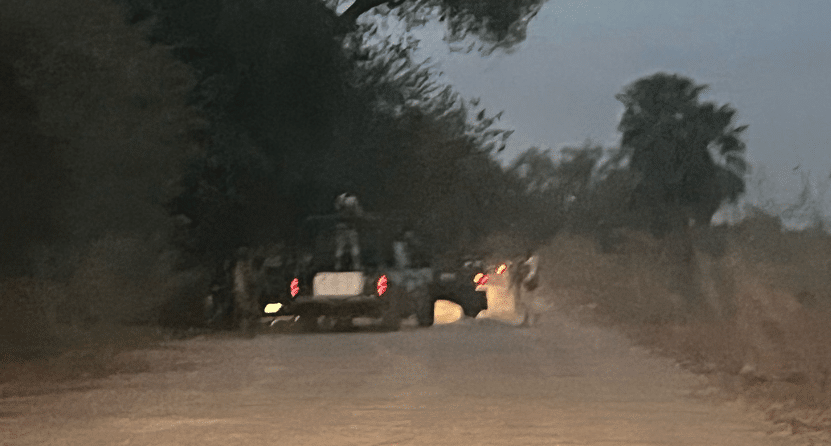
[62,235,204,328]
[539,230,687,324]
[538,212,831,408]
[0,279,60,359]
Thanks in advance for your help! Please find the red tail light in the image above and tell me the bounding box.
[377,275,388,296]
[473,273,489,286]
[496,263,507,274]
[290,278,299,297]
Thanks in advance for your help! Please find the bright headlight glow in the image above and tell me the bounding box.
[264,303,283,314]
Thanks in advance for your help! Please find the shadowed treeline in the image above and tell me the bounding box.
[1,0,205,355]
[0,0,550,352]
[0,0,756,347]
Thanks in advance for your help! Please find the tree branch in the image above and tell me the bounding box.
[338,0,403,31]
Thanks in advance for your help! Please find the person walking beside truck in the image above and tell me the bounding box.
[514,249,543,327]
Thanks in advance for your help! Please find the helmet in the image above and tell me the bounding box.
[336,192,359,210]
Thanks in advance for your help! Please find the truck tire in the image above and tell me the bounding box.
[298,314,319,332]
[380,302,401,331]
[415,290,434,327]
[462,302,483,318]
[332,317,354,331]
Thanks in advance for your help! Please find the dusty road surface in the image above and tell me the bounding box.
[1,312,808,446]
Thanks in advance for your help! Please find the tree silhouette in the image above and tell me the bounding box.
[615,72,748,234]
[334,0,546,54]
[0,59,67,278]
[2,0,200,270]
[143,0,520,261]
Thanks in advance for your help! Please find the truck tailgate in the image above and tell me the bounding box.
[313,272,364,296]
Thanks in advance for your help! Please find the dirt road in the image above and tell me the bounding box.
[1,311,809,446]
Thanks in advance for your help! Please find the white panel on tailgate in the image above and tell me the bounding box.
[313,272,365,297]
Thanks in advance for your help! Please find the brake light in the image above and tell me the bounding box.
[496,263,507,274]
[290,278,299,297]
[473,273,488,286]
[377,275,388,296]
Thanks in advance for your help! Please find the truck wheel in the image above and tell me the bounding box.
[462,304,481,318]
[415,292,435,327]
[298,314,319,332]
[381,303,401,331]
[318,316,336,331]
[332,317,354,331]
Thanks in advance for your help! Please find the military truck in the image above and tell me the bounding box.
[261,213,488,330]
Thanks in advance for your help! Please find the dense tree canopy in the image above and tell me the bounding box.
[0,0,210,333]
[616,72,748,234]
[1,0,202,276]
[122,0,527,264]
[0,58,66,277]
[0,0,554,329]
[333,0,546,53]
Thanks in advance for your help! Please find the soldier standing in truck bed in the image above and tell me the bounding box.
[334,192,363,271]
[261,245,286,304]
[404,230,427,268]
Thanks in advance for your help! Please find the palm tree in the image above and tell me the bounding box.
[615,72,748,233]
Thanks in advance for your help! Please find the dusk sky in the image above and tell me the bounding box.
[406,0,831,224]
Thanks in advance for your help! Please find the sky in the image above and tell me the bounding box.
[408,0,831,227]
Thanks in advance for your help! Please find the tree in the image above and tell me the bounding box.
[502,147,564,240]
[117,0,542,285]
[10,0,203,244]
[0,59,67,278]
[0,0,209,332]
[3,0,202,260]
[507,147,558,195]
[334,0,547,54]
[139,0,519,252]
[615,72,748,234]
[167,126,285,263]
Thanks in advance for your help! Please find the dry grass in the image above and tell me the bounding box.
[534,217,831,423]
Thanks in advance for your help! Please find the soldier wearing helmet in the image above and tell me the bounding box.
[514,248,544,327]
[334,192,363,270]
